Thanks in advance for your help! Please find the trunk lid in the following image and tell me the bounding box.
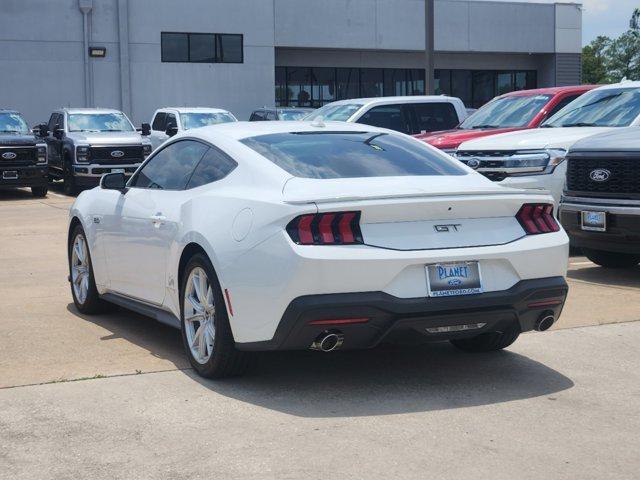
[283,175,545,250]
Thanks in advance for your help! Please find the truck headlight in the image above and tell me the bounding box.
[143,144,152,159]
[76,146,90,164]
[36,145,47,164]
[545,149,567,171]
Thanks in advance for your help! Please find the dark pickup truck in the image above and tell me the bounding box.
[0,110,48,197]
[560,127,640,268]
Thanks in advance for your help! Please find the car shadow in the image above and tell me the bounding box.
[68,304,574,418]
[568,264,640,289]
[0,188,41,201]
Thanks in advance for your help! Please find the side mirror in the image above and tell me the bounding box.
[165,125,178,137]
[33,123,49,138]
[53,126,64,140]
[100,172,127,192]
[140,123,151,136]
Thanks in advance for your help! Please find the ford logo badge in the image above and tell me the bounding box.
[1,152,17,160]
[111,150,125,158]
[589,169,611,182]
[466,158,480,169]
[448,279,462,286]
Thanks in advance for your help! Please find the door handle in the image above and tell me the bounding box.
[150,213,166,227]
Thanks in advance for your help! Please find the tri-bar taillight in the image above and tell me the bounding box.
[516,203,560,235]
[287,211,363,245]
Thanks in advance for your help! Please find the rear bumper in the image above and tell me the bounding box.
[0,165,48,188]
[560,199,640,254]
[236,277,568,351]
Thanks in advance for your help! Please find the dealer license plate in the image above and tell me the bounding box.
[426,261,483,297]
[2,171,18,180]
[581,211,606,232]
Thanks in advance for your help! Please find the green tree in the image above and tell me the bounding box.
[605,31,640,81]
[582,36,611,84]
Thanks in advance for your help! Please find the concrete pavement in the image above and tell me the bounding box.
[1,188,639,479]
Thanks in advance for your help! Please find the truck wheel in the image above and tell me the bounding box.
[63,170,77,196]
[31,186,48,197]
[583,248,640,269]
[450,323,521,352]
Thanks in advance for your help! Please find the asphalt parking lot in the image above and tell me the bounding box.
[1,188,639,479]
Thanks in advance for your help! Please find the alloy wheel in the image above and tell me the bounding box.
[183,267,216,364]
[71,233,90,304]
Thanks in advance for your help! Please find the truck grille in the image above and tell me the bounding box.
[0,146,36,166]
[89,145,143,165]
[566,154,640,198]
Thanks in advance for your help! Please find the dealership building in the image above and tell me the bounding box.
[0,0,582,124]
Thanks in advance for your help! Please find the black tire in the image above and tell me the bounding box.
[68,224,109,314]
[450,323,521,353]
[583,248,640,269]
[63,157,78,196]
[31,186,48,197]
[180,253,252,379]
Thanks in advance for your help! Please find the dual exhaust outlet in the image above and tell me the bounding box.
[309,312,555,352]
[310,330,344,352]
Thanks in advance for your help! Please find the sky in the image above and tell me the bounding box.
[473,0,636,46]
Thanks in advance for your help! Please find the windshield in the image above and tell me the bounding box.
[303,103,363,122]
[460,94,552,129]
[542,87,640,128]
[0,112,29,134]
[241,131,466,179]
[68,113,134,132]
[279,110,313,121]
[180,112,236,130]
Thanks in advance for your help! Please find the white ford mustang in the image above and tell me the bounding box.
[68,121,569,378]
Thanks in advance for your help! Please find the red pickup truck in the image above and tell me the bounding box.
[415,85,598,153]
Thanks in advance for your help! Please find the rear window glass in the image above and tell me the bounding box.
[241,131,466,179]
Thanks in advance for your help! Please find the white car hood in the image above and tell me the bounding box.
[457,127,616,151]
[67,131,145,145]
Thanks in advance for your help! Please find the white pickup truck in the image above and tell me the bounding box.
[455,82,640,204]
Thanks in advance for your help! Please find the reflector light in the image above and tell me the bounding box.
[308,317,369,326]
[287,211,363,245]
[516,203,560,235]
[527,299,562,309]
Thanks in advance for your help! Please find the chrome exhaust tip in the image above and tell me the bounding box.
[535,313,555,332]
[310,331,344,352]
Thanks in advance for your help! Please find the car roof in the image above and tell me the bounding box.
[326,95,462,107]
[179,120,387,142]
[157,107,232,114]
[59,108,125,114]
[502,85,599,97]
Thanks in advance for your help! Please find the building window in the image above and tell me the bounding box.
[217,34,243,63]
[276,67,426,107]
[436,69,537,108]
[161,32,243,63]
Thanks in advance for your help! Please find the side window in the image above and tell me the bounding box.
[546,94,580,119]
[357,105,410,134]
[250,111,265,121]
[165,113,178,129]
[411,102,459,134]
[265,111,277,121]
[152,112,167,131]
[132,140,208,190]
[48,113,61,131]
[186,146,238,189]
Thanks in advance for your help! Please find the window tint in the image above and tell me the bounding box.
[357,105,409,134]
[189,33,215,63]
[217,34,243,63]
[241,131,466,179]
[186,147,237,189]
[412,102,460,133]
[165,114,177,129]
[133,140,208,190]
[546,94,580,119]
[152,112,167,131]
[161,33,189,62]
[48,113,61,131]
[250,111,265,121]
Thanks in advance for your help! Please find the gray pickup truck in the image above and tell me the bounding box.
[44,108,151,195]
[0,109,48,197]
[560,127,640,268]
